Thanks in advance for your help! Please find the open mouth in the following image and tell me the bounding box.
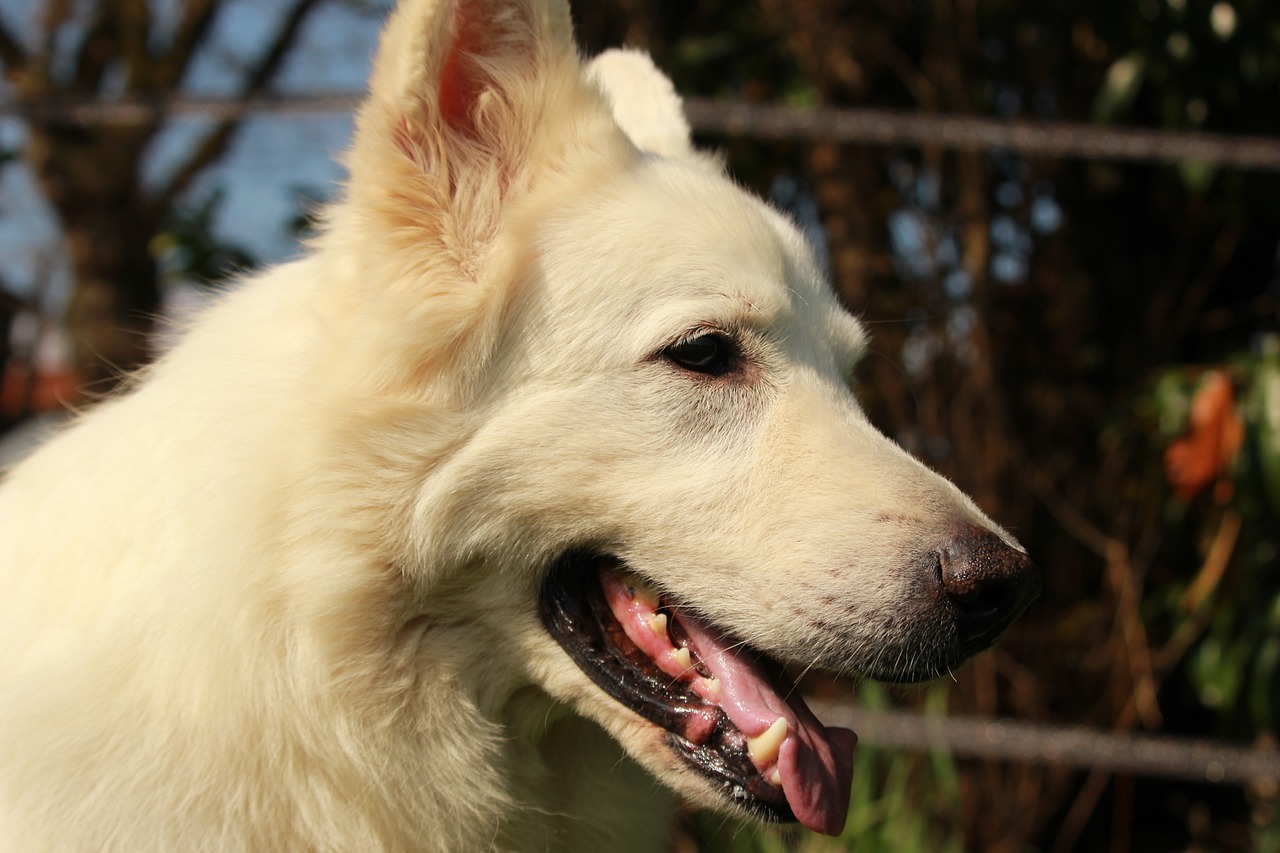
[539,553,857,836]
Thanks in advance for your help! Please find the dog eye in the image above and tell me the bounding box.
[664,333,734,376]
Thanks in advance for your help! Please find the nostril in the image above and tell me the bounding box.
[950,581,1012,618]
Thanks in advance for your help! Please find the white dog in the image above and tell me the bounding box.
[0,0,1039,849]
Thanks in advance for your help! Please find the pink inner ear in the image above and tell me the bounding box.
[439,3,489,140]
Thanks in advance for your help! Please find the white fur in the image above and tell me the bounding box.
[0,1,1019,850]
[586,49,697,159]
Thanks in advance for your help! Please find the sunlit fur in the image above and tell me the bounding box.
[0,0,1022,850]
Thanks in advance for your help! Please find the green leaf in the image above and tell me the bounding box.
[1093,51,1147,124]
[1248,629,1280,726]
[1177,159,1217,194]
[1250,346,1280,513]
[1151,370,1195,438]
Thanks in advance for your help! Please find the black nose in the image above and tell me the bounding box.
[938,525,1040,650]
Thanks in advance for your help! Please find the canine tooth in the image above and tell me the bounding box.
[674,646,692,670]
[747,716,788,767]
[648,613,668,638]
[769,768,783,786]
[703,677,721,699]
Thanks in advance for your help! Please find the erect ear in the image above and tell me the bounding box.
[343,0,605,271]
[585,49,696,160]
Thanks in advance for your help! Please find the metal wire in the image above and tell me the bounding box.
[809,701,1280,786]
[5,88,1280,788]
[684,98,1280,172]
[4,92,1280,171]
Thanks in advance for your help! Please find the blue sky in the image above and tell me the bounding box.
[0,0,390,305]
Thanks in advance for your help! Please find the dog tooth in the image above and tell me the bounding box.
[674,646,692,670]
[747,716,788,767]
[703,676,721,699]
[769,768,782,786]
[624,572,660,608]
[648,613,668,638]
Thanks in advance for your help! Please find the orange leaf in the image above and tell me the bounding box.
[1162,371,1243,501]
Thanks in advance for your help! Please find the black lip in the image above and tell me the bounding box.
[538,551,795,823]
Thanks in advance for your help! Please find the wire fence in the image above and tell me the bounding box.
[811,701,1280,788]
[4,88,1280,788]
[5,91,1280,171]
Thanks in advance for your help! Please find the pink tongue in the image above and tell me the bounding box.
[598,568,856,834]
[677,615,857,837]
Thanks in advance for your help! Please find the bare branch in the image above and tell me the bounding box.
[152,0,325,212]
[116,0,154,91]
[0,15,27,76]
[151,120,235,214]
[69,8,118,94]
[152,0,219,91]
[241,0,327,91]
[39,0,74,66]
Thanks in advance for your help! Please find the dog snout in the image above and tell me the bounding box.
[936,525,1041,650]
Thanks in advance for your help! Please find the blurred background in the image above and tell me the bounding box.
[1,1,1278,850]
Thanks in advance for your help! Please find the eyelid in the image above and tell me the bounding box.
[669,323,727,347]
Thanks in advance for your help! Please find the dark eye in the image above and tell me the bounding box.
[664,333,734,376]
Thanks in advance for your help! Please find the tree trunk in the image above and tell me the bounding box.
[29,121,161,393]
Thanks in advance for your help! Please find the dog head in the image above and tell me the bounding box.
[331,0,1039,836]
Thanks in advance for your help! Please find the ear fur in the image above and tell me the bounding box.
[341,0,613,273]
[585,49,696,160]
[322,0,633,396]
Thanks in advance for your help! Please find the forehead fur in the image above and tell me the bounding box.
[523,156,867,365]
